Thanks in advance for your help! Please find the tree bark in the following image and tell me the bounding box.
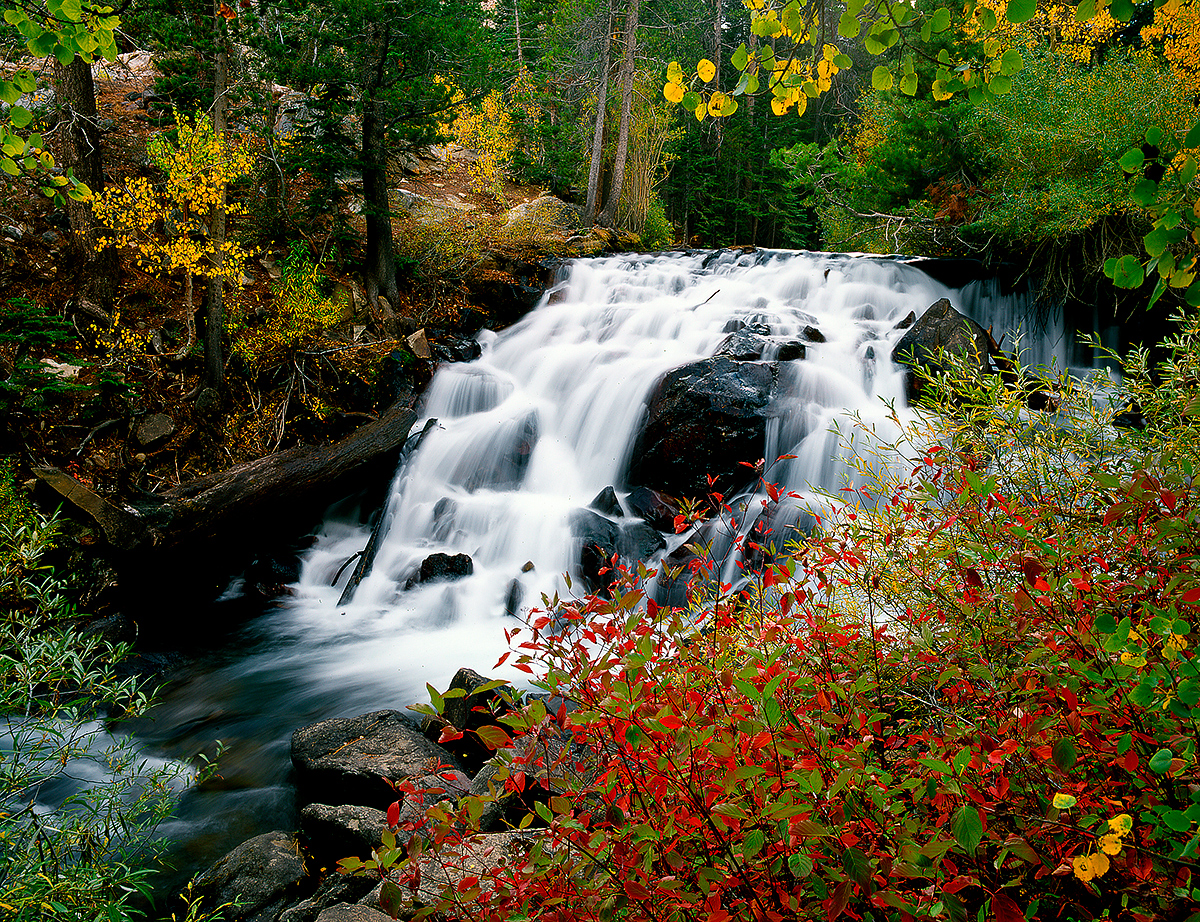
[583,0,612,229]
[362,21,404,327]
[53,56,118,307]
[204,4,230,391]
[598,0,639,230]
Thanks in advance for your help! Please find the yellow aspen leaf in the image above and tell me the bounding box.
[664,82,685,103]
[1098,833,1124,855]
[694,100,707,121]
[1052,792,1077,809]
[771,96,789,115]
[1108,814,1133,834]
[697,58,717,82]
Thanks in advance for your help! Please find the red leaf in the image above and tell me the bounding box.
[659,714,684,730]
[386,800,400,828]
[991,891,1023,922]
[1182,587,1200,604]
[827,881,852,921]
[438,725,464,744]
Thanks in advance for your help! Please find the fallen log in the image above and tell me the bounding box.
[146,400,419,550]
[36,400,418,556]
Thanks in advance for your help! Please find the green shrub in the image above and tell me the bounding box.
[0,482,189,921]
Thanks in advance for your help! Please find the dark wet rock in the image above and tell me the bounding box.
[626,486,680,532]
[716,330,768,360]
[193,830,310,922]
[135,413,175,448]
[890,298,993,403]
[618,521,667,563]
[278,875,379,922]
[1113,403,1147,430]
[504,578,523,618]
[442,667,511,734]
[893,311,916,331]
[375,349,419,407]
[404,552,473,589]
[299,804,389,864]
[627,357,777,499]
[430,332,482,364]
[291,710,468,810]
[589,485,623,517]
[801,325,826,343]
[570,508,620,594]
[768,340,806,361]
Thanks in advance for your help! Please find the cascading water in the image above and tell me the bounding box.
[143,248,1075,877]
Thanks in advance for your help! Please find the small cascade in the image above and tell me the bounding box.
[141,249,1073,877]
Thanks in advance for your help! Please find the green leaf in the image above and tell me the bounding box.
[1005,0,1036,22]
[743,829,766,858]
[842,847,872,886]
[732,43,749,71]
[1144,226,1171,258]
[901,72,918,95]
[28,32,57,57]
[1188,279,1200,307]
[1132,178,1159,206]
[838,10,861,37]
[990,74,1011,94]
[1052,737,1078,771]
[952,806,984,853]
[1186,118,1200,150]
[0,157,19,176]
[667,61,684,84]
[0,81,19,105]
[1074,0,1095,20]
[1145,126,1163,145]
[1110,0,1134,19]
[1118,147,1145,173]
[1109,255,1145,289]
[788,852,813,877]
[60,0,83,21]
[999,48,1023,74]
[834,53,853,68]
[1149,748,1174,773]
[681,91,701,111]
[871,65,893,91]
[931,7,951,31]
[1164,810,1193,832]
[8,105,32,129]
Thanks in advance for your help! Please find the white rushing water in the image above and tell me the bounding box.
[144,249,1077,875]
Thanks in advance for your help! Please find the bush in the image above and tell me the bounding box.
[342,307,1200,921]
[0,465,191,921]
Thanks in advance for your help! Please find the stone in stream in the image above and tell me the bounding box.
[192,830,310,922]
[291,710,468,811]
[404,552,473,589]
[890,298,993,403]
[569,508,620,594]
[626,485,680,532]
[626,356,777,500]
[588,485,623,517]
[277,874,379,922]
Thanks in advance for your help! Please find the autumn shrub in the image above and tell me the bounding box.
[345,314,1200,921]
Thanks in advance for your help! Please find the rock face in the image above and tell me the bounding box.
[192,830,309,922]
[627,357,777,499]
[570,509,620,594]
[291,710,468,810]
[890,298,993,402]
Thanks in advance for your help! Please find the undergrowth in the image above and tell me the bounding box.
[342,311,1200,921]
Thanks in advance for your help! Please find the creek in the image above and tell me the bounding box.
[135,249,1107,883]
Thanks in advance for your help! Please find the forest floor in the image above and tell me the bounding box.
[1,57,611,551]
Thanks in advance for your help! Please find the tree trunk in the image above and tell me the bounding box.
[712,0,724,156]
[204,4,230,391]
[53,56,118,306]
[362,21,404,327]
[583,0,613,229]
[599,0,639,230]
[514,0,525,70]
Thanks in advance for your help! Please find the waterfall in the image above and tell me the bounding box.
[143,249,1069,877]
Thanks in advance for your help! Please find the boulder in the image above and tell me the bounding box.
[442,667,510,734]
[626,486,680,532]
[135,413,176,448]
[404,552,473,589]
[278,876,378,922]
[588,485,623,517]
[299,804,389,864]
[430,332,482,364]
[890,298,993,403]
[316,906,393,922]
[570,509,620,594]
[291,710,468,810]
[618,521,666,563]
[715,331,805,362]
[192,830,310,922]
[801,325,826,343]
[627,357,777,500]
